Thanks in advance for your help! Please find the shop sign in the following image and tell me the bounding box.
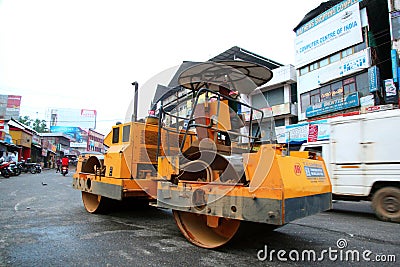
[368,66,380,92]
[308,124,319,142]
[284,120,330,143]
[32,134,41,145]
[360,95,374,107]
[384,79,399,104]
[391,49,398,82]
[363,104,394,113]
[306,92,360,118]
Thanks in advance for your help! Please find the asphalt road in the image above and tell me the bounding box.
[0,169,399,266]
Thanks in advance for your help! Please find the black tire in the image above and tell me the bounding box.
[1,171,10,178]
[13,168,21,176]
[30,166,36,174]
[372,187,400,223]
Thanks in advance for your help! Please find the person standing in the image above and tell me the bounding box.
[56,157,61,173]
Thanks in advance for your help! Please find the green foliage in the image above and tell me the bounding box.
[19,115,31,126]
[18,116,48,133]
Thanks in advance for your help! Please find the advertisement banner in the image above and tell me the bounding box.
[0,94,22,120]
[306,92,360,118]
[49,108,96,129]
[384,79,399,104]
[391,49,398,82]
[308,124,319,142]
[360,95,374,107]
[50,126,88,148]
[368,66,380,92]
[295,1,363,67]
[284,120,329,143]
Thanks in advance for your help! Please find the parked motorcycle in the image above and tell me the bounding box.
[35,163,42,173]
[19,160,37,174]
[0,162,12,178]
[61,165,68,176]
[9,162,21,176]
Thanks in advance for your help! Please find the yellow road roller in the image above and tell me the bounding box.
[73,61,332,248]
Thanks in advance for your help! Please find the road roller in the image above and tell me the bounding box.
[73,60,332,248]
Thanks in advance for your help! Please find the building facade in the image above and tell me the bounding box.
[251,65,299,141]
[294,0,391,123]
[282,0,393,144]
[40,133,71,168]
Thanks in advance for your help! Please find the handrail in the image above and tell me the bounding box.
[159,87,267,152]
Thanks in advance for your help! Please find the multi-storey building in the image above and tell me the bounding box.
[283,0,392,144]
[296,0,391,120]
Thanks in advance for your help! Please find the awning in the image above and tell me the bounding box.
[0,140,20,149]
[32,143,42,149]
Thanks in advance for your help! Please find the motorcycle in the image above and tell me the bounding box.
[19,159,37,174]
[0,162,12,178]
[34,163,42,173]
[9,162,21,176]
[61,165,68,176]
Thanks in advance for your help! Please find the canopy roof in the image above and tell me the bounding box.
[177,60,273,94]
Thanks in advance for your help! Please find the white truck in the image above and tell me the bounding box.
[300,109,400,222]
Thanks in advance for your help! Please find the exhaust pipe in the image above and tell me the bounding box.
[132,81,139,122]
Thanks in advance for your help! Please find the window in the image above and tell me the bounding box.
[290,83,298,103]
[290,117,298,124]
[304,146,322,157]
[301,92,310,112]
[309,62,319,71]
[343,77,356,95]
[275,118,285,127]
[320,85,331,101]
[300,66,309,76]
[319,58,329,68]
[122,125,130,142]
[330,53,340,63]
[112,127,120,144]
[310,89,320,105]
[263,87,284,106]
[331,81,343,99]
[356,72,369,97]
[341,47,353,58]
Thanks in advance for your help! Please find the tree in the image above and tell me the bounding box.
[19,116,32,127]
[18,116,48,133]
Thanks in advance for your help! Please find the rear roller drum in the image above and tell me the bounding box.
[172,210,240,248]
[81,191,111,214]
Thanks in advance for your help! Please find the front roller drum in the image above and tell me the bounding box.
[173,210,240,248]
[82,191,112,214]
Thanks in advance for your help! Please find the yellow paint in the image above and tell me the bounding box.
[158,156,179,179]
[208,100,231,131]
[9,130,32,147]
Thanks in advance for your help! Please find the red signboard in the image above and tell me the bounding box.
[308,124,318,142]
[7,95,21,108]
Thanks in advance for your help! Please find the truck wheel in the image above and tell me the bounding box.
[372,187,400,222]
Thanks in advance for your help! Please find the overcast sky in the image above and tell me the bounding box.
[0,0,325,135]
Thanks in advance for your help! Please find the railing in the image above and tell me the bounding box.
[157,88,266,156]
